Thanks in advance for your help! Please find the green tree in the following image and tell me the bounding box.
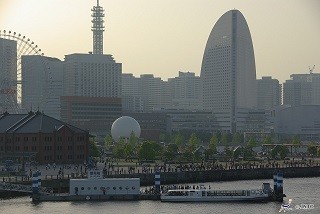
[215,131,222,143]
[242,137,257,160]
[208,134,218,154]
[233,147,243,159]
[127,132,139,157]
[247,137,257,148]
[221,133,229,146]
[104,134,113,150]
[164,143,178,161]
[307,142,317,157]
[112,138,125,159]
[159,133,171,143]
[129,132,139,146]
[124,141,134,159]
[271,145,289,159]
[243,147,254,160]
[173,133,185,149]
[292,135,301,145]
[232,132,243,145]
[188,133,199,152]
[279,146,289,159]
[89,141,100,157]
[225,147,233,159]
[263,135,272,145]
[138,141,158,161]
[292,135,301,154]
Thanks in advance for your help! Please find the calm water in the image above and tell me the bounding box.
[1,177,319,214]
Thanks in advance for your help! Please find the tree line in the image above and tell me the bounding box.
[88,131,320,162]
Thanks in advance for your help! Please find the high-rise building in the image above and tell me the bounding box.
[122,73,143,112]
[201,9,257,132]
[168,71,202,110]
[139,74,162,112]
[21,56,63,119]
[257,76,281,110]
[122,72,202,112]
[283,72,320,106]
[122,74,168,112]
[63,53,122,98]
[273,105,320,140]
[0,38,17,112]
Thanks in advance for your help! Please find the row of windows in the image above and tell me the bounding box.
[5,136,85,142]
[44,154,85,160]
[77,186,136,191]
[0,145,84,152]
[44,146,53,151]
[44,137,52,142]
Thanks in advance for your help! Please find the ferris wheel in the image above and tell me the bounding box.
[0,30,52,114]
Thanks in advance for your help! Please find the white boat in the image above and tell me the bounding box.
[160,183,272,202]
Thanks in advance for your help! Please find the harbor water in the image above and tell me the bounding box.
[1,177,319,214]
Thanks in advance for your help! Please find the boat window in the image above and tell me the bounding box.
[88,187,91,190]
[119,187,123,190]
[94,187,97,190]
[132,187,135,190]
[113,187,116,190]
[106,187,110,190]
[81,187,84,190]
[168,191,188,196]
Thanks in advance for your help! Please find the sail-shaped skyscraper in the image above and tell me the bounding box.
[201,9,257,133]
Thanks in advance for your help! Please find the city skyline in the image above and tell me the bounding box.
[0,0,319,83]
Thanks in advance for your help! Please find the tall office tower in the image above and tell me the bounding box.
[122,74,170,112]
[0,38,17,112]
[140,74,162,112]
[168,71,202,110]
[63,53,122,98]
[201,10,257,133]
[91,0,105,54]
[21,56,63,119]
[160,80,172,109]
[283,72,320,106]
[122,73,143,112]
[257,76,281,110]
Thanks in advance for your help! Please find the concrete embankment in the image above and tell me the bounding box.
[108,166,320,185]
[39,166,320,192]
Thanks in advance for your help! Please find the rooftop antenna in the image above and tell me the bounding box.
[91,0,105,54]
[309,65,315,74]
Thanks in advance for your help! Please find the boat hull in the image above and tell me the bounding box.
[161,196,270,202]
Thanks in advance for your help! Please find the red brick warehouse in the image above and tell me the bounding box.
[0,111,90,164]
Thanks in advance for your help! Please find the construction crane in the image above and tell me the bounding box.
[309,65,315,74]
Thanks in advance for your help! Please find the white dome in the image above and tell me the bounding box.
[111,116,141,142]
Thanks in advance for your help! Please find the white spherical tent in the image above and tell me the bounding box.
[111,116,141,142]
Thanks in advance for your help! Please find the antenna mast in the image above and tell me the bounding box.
[91,0,105,54]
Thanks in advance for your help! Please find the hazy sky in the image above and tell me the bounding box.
[1,0,319,83]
